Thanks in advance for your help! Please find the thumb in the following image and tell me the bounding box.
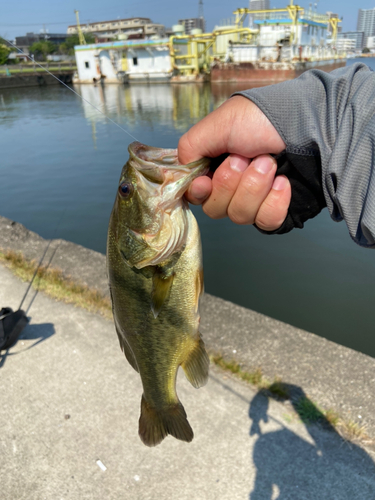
[178,96,286,165]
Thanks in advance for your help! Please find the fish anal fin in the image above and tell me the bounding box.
[116,326,139,373]
[181,334,209,389]
[139,395,193,447]
[151,271,174,318]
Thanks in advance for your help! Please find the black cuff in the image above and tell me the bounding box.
[255,150,326,235]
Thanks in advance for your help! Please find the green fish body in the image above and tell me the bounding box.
[107,142,210,446]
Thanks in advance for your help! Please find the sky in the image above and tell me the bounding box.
[1,0,375,41]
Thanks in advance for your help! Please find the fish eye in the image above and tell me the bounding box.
[118,182,133,198]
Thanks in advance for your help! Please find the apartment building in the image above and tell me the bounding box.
[67,17,165,40]
[357,8,375,46]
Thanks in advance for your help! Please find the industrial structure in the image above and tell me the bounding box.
[73,1,346,85]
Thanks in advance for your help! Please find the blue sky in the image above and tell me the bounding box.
[1,0,374,41]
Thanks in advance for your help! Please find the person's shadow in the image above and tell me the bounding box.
[0,320,55,369]
[249,383,375,499]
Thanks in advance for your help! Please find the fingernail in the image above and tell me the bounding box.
[272,176,288,191]
[230,154,249,173]
[253,156,275,175]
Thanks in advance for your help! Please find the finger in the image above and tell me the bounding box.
[227,155,277,225]
[178,101,234,164]
[178,96,286,165]
[185,176,212,205]
[201,154,251,219]
[255,175,292,231]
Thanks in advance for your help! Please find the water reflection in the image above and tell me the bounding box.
[76,83,214,133]
[1,79,375,356]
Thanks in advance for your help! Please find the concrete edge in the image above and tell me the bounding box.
[1,215,374,443]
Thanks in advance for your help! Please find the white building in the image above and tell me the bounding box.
[68,17,165,40]
[357,8,375,47]
[74,39,172,83]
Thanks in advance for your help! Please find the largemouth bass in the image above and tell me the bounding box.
[107,142,210,447]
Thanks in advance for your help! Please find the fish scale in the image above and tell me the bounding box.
[107,142,210,446]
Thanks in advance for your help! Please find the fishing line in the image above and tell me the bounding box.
[5,39,139,141]
[18,209,66,312]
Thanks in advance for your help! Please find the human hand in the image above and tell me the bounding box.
[178,96,292,231]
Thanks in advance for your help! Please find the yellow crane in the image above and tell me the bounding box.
[74,10,87,45]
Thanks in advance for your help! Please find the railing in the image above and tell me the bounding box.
[0,62,77,75]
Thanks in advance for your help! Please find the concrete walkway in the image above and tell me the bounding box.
[1,263,375,499]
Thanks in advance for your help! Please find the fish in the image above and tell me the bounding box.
[107,141,211,447]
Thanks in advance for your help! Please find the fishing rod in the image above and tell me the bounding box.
[0,211,64,351]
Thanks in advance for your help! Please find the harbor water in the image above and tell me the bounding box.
[1,58,374,356]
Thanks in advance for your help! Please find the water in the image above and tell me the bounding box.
[1,59,374,357]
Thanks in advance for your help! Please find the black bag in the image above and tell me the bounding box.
[0,308,29,351]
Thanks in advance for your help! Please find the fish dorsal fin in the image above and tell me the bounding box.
[151,270,175,318]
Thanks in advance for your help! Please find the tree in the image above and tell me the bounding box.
[0,38,11,65]
[29,40,57,61]
[362,47,370,54]
[59,34,96,55]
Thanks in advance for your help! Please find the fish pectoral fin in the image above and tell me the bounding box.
[116,328,139,373]
[139,395,193,447]
[181,334,209,389]
[151,270,174,318]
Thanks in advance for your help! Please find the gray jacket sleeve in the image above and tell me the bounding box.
[234,63,375,248]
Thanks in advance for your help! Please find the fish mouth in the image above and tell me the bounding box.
[128,142,210,190]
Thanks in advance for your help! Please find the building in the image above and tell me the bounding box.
[15,32,70,54]
[74,38,172,83]
[67,17,165,40]
[248,0,270,11]
[178,18,205,34]
[336,31,364,51]
[357,8,375,46]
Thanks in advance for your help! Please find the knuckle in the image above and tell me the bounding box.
[241,175,267,197]
[202,203,222,220]
[255,200,287,230]
[227,206,254,225]
[213,168,235,192]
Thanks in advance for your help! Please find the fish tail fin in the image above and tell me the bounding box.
[181,334,209,388]
[139,395,193,447]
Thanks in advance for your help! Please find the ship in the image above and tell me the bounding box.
[73,1,346,85]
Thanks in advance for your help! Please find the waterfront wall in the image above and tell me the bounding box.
[0,214,374,440]
[0,71,74,89]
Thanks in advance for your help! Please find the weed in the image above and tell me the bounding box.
[0,249,112,319]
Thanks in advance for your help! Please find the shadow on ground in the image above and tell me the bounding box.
[248,384,375,499]
[0,321,55,369]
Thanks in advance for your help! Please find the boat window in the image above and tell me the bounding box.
[133,57,138,65]
[85,61,90,68]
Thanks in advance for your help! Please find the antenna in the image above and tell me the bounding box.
[198,0,204,19]
[198,0,205,31]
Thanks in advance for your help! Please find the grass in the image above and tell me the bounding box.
[0,67,76,75]
[0,249,112,320]
[210,353,370,444]
[0,250,370,444]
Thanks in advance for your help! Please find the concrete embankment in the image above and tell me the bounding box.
[1,214,374,442]
[0,71,74,89]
